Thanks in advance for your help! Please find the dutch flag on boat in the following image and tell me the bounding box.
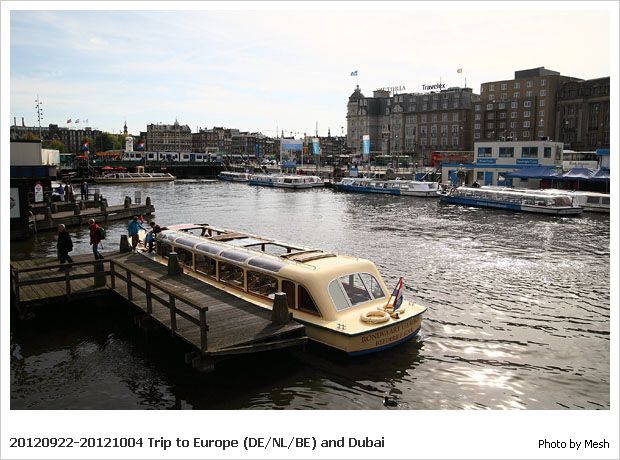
[390,277,404,311]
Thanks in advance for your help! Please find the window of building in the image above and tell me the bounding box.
[543,147,552,158]
[422,103,428,110]
[541,79,546,86]
[487,122,495,129]
[421,114,427,123]
[499,122,506,129]
[526,81,533,87]
[219,262,244,288]
[522,131,530,138]
[442,113,448,122]
[514,82,521,89]
[432,114,438,122]
[499,147,514,157]
[539,100,545,107]
[487,112,495,120]
[441,125,449,135]
[474,133,481,139]
[486,103,494,110]
[453,113,459,121]
[499,112,506,119]
[539,131,546,139]
[489,94,495,101]
[442,102,448,109]
[539,119,545,127]
[511,112,517,118]
[523,121,530,128]
[501,83,507,90]
[489,84,495,91]
[526,90,533,97]
[475,114,481,120]
[524,111,531,118]
[540,89,546,97]
[452,137,459,146]
[477,147,493,157]
[501,93,507,100]
[453,101,459,108]
[511,101,518,109]
[474,123,481,130]
[524,100,532,108]
[510,122,517,128]
[475,104,481,111]
[521,146,538,158]
[513,92,520,98]
[432,102,438,109]
[498,102,505,109]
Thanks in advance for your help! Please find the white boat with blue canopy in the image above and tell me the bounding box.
[334,178,439,197]
[147,223,427,355]
[249,174,321,189]
[440,186,583,215]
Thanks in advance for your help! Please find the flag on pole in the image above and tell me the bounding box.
[66,119,72,124]
[350,70,358,76]
[389,277,404,312]
[457,68,463,74]
[75,118,80,123]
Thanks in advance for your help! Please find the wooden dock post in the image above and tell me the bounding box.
[119,235,131,253]
[73,203,81,215]
[93,261,106,287]
[167,252,182,275]
[272,292,291,324]
[124,196,131,209]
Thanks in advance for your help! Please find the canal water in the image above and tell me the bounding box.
[10,180,611,409]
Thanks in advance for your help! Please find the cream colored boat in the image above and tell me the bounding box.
[145,223,427,355]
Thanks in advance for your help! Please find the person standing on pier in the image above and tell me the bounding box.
[57,183,65,201]
[146,221,161,253]
[56,224,74,269]
[127,216,146,252]
[89,218,104,260]
[80,181,88,201]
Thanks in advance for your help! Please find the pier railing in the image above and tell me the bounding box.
[10,256,209,352]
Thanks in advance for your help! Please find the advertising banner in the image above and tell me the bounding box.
[34,182,44,202]
[362,135,370,156]
[10,188,20,219]
[312,138,320,155]
[280,139,303,166]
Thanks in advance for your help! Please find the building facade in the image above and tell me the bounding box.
[442,139,564,187]
[10,121,102,153]
[347,85,477,165]
[475,67,581,144]
[146,120,192,152]
[554,77,610,151]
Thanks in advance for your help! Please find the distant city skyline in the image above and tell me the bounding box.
[9,5,612,137]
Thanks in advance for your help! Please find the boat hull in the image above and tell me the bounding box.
[440,195,582,215]
[95,177,175,184]
[334,184,401,195]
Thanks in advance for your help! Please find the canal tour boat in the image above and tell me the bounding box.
[440,186,583,215]
[536,189,610,213]
[334,178,440,197]
[95,172,175,184]
[146,223,427,355]
[249,174,318,189]
[218,171,251,182]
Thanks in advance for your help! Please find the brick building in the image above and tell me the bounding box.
[146,120,192,152]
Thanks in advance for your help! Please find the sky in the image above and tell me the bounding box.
[9,3,613,138]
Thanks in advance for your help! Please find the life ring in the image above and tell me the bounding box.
[361,309,390,324]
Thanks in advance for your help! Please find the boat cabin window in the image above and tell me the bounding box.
[298,285,320,315]
[219,261,244,288]
[328,280,350,312]
[195,254,216,278]
[247,271,278,299]
[282,280,296,308]
[602,197,610,205]
[174,247,194,268]
[340,274,373,306]
[587,196,601,204]
[360,273,385,299]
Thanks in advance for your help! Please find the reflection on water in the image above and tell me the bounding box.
[10,181,610,409]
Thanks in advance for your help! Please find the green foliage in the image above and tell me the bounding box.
[23,132,40,141]
[42,139,65,151]
[94,132,123,151]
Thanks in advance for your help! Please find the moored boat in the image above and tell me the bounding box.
[249,174,316,189]
[95,172,175,184]
[146,224,427,355]
[334,178,439,197]
[218,171,251,182]
[440,186,583,215]
[536,189,609,213]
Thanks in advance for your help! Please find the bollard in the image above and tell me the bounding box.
[124,196,131,209]
[79,200,86,210]
[45,207,53,222]
[271,292,291,324]
[93,260,106,287]
[100,199,108,212]
[94,191,100,202]
[73,203,81,215]
[119,235,132,253]
[146,196,152,206]
[51,203,59,213]
[167,252,182,275]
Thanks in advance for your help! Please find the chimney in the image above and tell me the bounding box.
[13,117,16,126]
[22,117,25,127]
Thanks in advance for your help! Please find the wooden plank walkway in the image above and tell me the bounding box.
[10,251,306,368]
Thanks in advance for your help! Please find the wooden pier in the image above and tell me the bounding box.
[10,251,307,371]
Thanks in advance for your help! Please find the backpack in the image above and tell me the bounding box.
[97,226,107,240]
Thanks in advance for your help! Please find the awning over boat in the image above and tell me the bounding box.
[561,167,594,180]
[502,166,561,179]
[591,168,610,181]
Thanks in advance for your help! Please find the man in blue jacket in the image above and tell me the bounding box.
[127,215,146,252]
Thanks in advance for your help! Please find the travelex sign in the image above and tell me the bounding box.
[422,83,446,91]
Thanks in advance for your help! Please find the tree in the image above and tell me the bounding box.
[23,132,40,141]
[94,132,121,152]
[42,139,65,151]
